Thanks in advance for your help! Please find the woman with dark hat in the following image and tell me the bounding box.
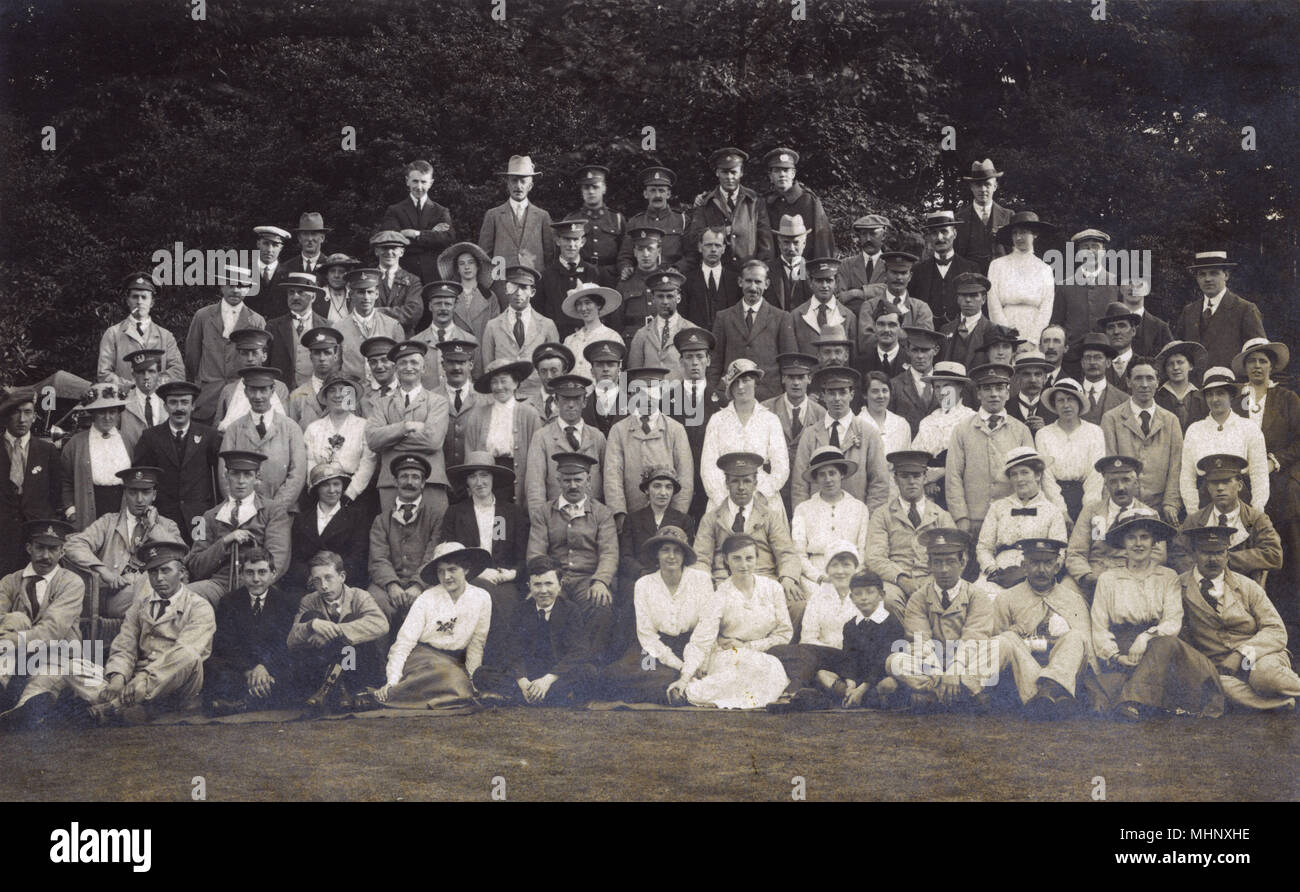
[301,373,377,517]
[287,462,370,593]
[437,241,499,344]
[1036,377,1104,519]
[1089,507,1224,720]
[319,253,359,322]
[368,541,494,709]
[61,383,132,530]
[1153,340,1209,432]
[441,451,529,654]
[1232,336,1300,598]
[987,211,1056,344]
[599,525,717,704]
[617,465,695,592]
[463,357,542,504]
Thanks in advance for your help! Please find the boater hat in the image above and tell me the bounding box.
[1104,506,1176,548]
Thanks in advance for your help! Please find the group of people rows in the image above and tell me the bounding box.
[1,150,1297,726]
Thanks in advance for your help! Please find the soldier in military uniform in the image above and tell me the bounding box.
[359,335,400,417]
[286,326,346,429]
[615,227,666,342]
[763,147,834,260]
[434,339,480,505]
[1064,454,1165,598]
[627,269,697,379]
[582,339,628,437]
[539,218,606,340]
[684,147,773,270]
[214,328,289,432]
[97,272,186,390]
[619,166,688,279]
[569,165,625,281]
[668,327,720,518]
[528,342,575,424]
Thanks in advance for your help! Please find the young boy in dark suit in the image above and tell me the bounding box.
[827,570,905,708]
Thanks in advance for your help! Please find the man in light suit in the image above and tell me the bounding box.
[1169,454,1282,584]
[602,368,694,530]
[791,257,858,365]
[337,268,404,385]
[214,328,290,432]
[380,160,455,285]
[762,352,825,516]
[479,265,560,404]
[434,339,480,504]
[679,226,740,329]
[371,231,424,336]
[627,269,698,379]
[97,272,186,389]
[479,155,556,307]
[411,282,478,391]
[790,366,890,509]
[184,265,266,425]
[910,210,980,327]
[1100,357,1183,524]
[364,341,451,514]
[525,374,606,508]
[265,273,329,390]
[707,259,798,402]
[279,212,332,282]
[683,147,773,269]
[359,335,401,419]
[953,159,1013,272]
[219,368,307,515]
[1171,251,1266,370]
[836,214,890,317]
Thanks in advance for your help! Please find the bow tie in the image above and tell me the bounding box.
[1010,507,1037,517]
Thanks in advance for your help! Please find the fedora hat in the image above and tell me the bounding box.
[437,242,493,290]
[447,450,516,485]
[995,211,1055,246]
[1232,337,1290,377]
[294,212,331,233]
[561,285,622,320]
[1078,331,1118,359]
[771,214,809,238]
[498,155,541,177]
[640,525,697,567]
[1154,340,1208,375]
[474,358,535,394]
[1186,251,1238,271]
[419,542,491,585]
[1096,301,1141,329]
[923,361,971,388]
[962,158,1004,181]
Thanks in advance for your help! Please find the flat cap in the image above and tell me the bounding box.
[369,230,410,247]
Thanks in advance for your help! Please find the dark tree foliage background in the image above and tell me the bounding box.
[0,0,1296,383]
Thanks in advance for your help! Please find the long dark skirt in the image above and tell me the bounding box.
[93,484,122,520]
[1058,479,1085,522]
[599,631,692,704]
[1090,624,1225,717]
[384,644,475,709]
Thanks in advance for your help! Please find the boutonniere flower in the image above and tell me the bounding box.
[30,465,42,475]
[846,430,862,451]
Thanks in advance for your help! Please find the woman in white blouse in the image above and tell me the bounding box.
[599,526,718,704]
[62,383,132,530]
[685,534,792,709]
[858,371,912,457]
[371,542,494,709]
[974,446,1068,602]
[1180,367,1269,512]
[1036,378,1104,520]
[463,358,542,504]
[562,286,624,381]
[791,447,870,594]
[987,211,1056,345]
[302,374,377,511]
[700,358,789,515]
[911,362,975,501]
[1089,507,1224,720]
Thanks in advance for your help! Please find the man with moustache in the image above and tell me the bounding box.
[707,259,798,402]
[479,155,556,306]
[953,159,1013,272]
[365,341,451,514]
[910,210,980,326]
[619,167,689,279]
[214,328,290,432]
[185,264,266,425]
[435,339,481,501]
[337,269,404,384]
[836,214,890,316]
[132,381,221,544]
[525,373,606,506]
[266,272,329,390]
[1064,455,1165,597]
[280,212,332,281]
[1052,229,1120,359]
[367,455,443,625]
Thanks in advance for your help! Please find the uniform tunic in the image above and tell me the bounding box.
[97,318,186,389]
[993,580,1093,703]
[602,412,694,516]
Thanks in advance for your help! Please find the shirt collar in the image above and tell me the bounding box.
[1193,568,1225,599]
[4,430,29,449]
[509,197,530,213]
[1128,399,1155,418]
[21,563,56,583]
[317,501,341,522]
[558,495,588,513]
[1084,378,1107,394]
[977,406,1004,421]
[899,495,929,516]
[824,411,850,429]
[1204,288,1227,307]
[726,498,753,521]
[879,343,898,360]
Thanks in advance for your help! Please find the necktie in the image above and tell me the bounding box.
[538,608,548,623]
[544,395,554,418]
[816,302,829,327]
[745,308,755,332]
[940,588,952,610]
[707,270,718,304]
[255,415,267,439]
[907,501,922,528]
[152,596,171,620]
[725,193,736,214]
[1200,576,1217,607]
[1088,387,1098,413]
[865,258,874,281]
[400,503,414,523]
[732,506,746,532]
[987,414,1002,431]
[263,268,271,285]
[24,576,40,617]
[295,318,304,337]
[660,320,670,350]
[1218,512,1230,529]
[437,327,447,343]
[232,497,243,525]
[790,405,802,444]
[174,428,186,459]
[129,516,147,553]
[641,415,652,435]
[1010,507,1038,517]
[144,399,154,427]
[829,420,841,447]
[455,389,464,412]
[1201,301,1214,330]
[8,438,25,490]
[1139,409,1151,436]
[253,595,264,616]
[565,425,581,450]
[514,312,525,347]
[136,321,145,337]
[404,392,411,408]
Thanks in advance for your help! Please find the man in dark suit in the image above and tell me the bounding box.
[679,226,740,329]
[890,328,943,437]
[266,273,328,391]
[131,381,222,544]
[1077,334,1128,425]
[763,148,835,260]
[910,210,980,326]
[1172,251,1266,370]
[1006,350,1059,435]
[953,159,1013,272]
[683,147,773,269]
[0,390,63,575]
[246,225,292,319]
[538,218,606,339]
[279,212,332,283]
[202,545,299,714]
[473,556,597,705]
[707,259,798,402]
[1053,229,1120,361]
[940,272,995,369]
[1117,276,1174,359]
[764,214,814,312]
[669,328,721,518]
[857,303,909,380]
[380,160,455,285]
[836,214,890,317]
[371,231,424,336]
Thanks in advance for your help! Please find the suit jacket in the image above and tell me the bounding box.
[835,252,889,315]
[1170,501,1283,581]
[441,385,482,488]
[790,297,858,365]
[132,422,222,540]
[902,578,994,650]
[1177,568,1288,668]
[220,413,308,513]
[764,258,813,312]
[1172,291,1266,370]
[1079,379,1128,426]
[707,300,798,402]
[187,494,292,589]
[693,496,801,583]
[857,290,936,354]
[478,201,556,272]
[864,496,955,584]
[762,395,828,489]
[244,262,291,319]
[184,301,267,422]
[97,319,186,389]
[119,392,166,454]
[857,344,908,380]
[0,565,84,646]
[442,498,529,575]
[411,321,480,390]
[602,413,694,516]
[940,315,994,369]
[0,435,62,574]
[206,583,298,681]
[582,389,625,438]
[909,253,981,325]
[376,267,424,336]
[266,311,328,390]
[104,583,215,682]
[382,197,455,284]
[1235,384,1300,523]
[337,312,405,383]
[287,501,371,592]
[1132,310,1173,359]
[618,505,696,585]
[479,309,560,403]
[1100,401,1183,514]
[627,312,698,380]
[1006,391,1058,430]
[683,185,773,268]
[1053,279,1119,356]
[954,202,1013,271]
[462,399,542,505]
[365,387,451,490]
[287,584,388,650]
[497,594,594,681]
[525,419,606,506]
[538,260,605,339]
[791,414,890,509]
[679,261,740,330]
[890,368,941,438]
[368,498,444,589]
[279,253,328,283]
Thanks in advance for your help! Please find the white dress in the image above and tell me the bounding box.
[686,575,792,709]
[987,250,1055,344]
[303,413,378,500]
[912,404,976,484]
[699,402,789,511]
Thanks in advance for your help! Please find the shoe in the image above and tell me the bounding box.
[476,691,508,708]
[1114,702,1142,722]
[305,662,344,711]
[206,698,249,717]
[334,680,358,712]
[0,692,54,731]
[348,689,382,712]
[88,700,119,726]
[766,692,799,714]
[875,678,899,710]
